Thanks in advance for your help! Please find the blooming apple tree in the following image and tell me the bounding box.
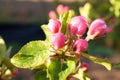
[11,4,113,80]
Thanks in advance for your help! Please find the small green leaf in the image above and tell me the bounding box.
[48,58,76,80]
[0,36,6,56]
[61,10,75,34]
[61,12,69,34]
[82,53,112,70]
[48,58,61,80]
[79,2,92,20]
[73,69,91,80]
[34,70,48,80]
[110,0,120,17]
[41,25,52,41]
[59,59,76,80]
[11,40,51,69]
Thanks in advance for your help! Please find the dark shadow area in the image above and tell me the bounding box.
[0,23,46,54]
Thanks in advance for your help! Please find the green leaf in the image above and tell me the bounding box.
[34,70,48,80]
[0,36,6,56]
[48,58,61,80]
[61,12,69,34]
[61,10,75,34]
[59,59,76,80]
[79,2,92,20]
[48,58,76,80]
[73,69,91,80]
[82,53,112,70]
[110,0,120,17]
[41,25,52,41]
[11,40,51,69]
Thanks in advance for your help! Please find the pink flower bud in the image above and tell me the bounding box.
[105,26,112,33]
[48,10,57,19]
[69,16,88,36]
[73,39,88,52]
[56,4,64,15]
[63,6,69,12]
[88,19,107,38]
[75,53,81,58]
[80,62,89,71]
[47,19,61,33]
[51,32,66,49]
[13,70,19,77]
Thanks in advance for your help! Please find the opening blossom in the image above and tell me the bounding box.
[73,39,88,52]
[69,16,88,36]
[51,32,66,50]
[47,19,61,34]
[87,19,110,39]
[56,4,69,15]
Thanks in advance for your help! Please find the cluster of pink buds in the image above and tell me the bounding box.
[48,4,69,19]
[47,15,112,57]
[47,4,112,59]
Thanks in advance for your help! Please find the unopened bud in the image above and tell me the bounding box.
[51,32,66,49]
[69,16,88,36]
[87,19,107,39]
[48,10,57,19]
[47,19,61,34]
[73,39,88,52]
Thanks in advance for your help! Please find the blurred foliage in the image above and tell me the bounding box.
[0,36,17,80]
[79,0,120,54]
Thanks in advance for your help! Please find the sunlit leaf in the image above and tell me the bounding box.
[61,12,69,34]
[79,2,92,20]
[110,0,120,17]
[11,40,51,69]
[82,53,112,70]
[41,25,52,41]
[48,58,61,80]
[48,58,76,80]
[61,10,74,34]
[73,68,91,80]
[59,59,76,80]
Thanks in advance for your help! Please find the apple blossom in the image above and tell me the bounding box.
[88,19,107,38]
[69,16,88,36]
[63,6,69,12]
[73,39,88,52]
[47,19,61,33]
[51,32,66,49]
[56,4,69,15]
[56,4,64,15]
[105,26,112,33]
[48,10,57,19]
